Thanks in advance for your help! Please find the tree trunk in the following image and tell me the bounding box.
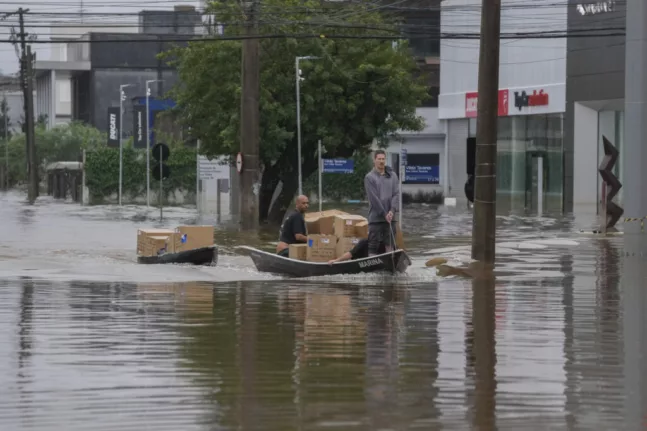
[267,172,299,225]
[258,162,281,223]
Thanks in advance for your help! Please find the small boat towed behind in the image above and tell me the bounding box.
[137,245,218,265]
[238,246,411,278]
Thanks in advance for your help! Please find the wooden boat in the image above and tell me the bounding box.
[237,245,411,278]
[137,245,218,265]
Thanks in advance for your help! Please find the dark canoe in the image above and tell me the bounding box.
[237,246,411,278]
[137,246,218,265]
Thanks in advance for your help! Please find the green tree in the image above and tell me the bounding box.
[163,0,428,224]
[0,96,12,140]
[3,121,106,187]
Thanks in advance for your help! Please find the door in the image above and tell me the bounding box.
[525,151,548,213]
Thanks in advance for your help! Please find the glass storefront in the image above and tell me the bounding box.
[468,113,565,212]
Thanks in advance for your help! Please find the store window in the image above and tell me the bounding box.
[466,113,565,211]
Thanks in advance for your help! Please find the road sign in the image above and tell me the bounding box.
[152,142,170,162]
[152,164,171,180]
[198,156,228,181]
[322,158,354,174]
[236,152,243,174]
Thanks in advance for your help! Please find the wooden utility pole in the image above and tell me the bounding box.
[239,0,260,230]
[471,0,501,264]
[16,8,37,203]
[25,45,37,203]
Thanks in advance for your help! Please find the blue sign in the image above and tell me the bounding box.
[405,165,440,184]
[322,158,354,174]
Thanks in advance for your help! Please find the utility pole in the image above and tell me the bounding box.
[25,45,37,203]
[15,8,37,203]
[239,0,260,230]
[471,0,501,264]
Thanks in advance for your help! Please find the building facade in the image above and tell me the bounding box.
[566,0,625,210]
[438,0,568,212]
[34,6,201,138]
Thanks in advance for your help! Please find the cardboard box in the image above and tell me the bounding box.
[333,214,367,238]
[174,225,214,252]
[305,210,349,235]
[306,234,337,262]
[137,228,174,255]
[289,243,308,261]
[142,235,171,257]
[355,221,369,239]
[336,237,361,258]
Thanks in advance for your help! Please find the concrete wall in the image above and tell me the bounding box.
[2,91,29,134]
[572,103,598,205]
[565,0,626,209]
[445,118,469,201]
[439,0,567,117]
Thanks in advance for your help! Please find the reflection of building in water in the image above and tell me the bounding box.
[564,240,625,428]
[135,282,214,316]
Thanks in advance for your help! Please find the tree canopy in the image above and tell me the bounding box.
[164,0,429,223]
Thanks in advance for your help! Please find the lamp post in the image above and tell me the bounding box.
[295,55,320,196]
[3,90,8,191]
[118,83,133,206]
[145,79,163,207]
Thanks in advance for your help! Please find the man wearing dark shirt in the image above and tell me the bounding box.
[276,195,309,257]
[327,239,385,264]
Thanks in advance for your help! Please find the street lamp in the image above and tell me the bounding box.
[295,55,320,196]
[119,83,133,206]
[145,79,163,207]
[3,90,8,191]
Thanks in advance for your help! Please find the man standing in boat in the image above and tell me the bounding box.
[276,195,309,257]
[364,150,400,256]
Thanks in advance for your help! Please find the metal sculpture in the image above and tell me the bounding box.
[598,135,624,229]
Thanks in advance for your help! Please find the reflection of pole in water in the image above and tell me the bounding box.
[560,252,577,429]
[18,278,34,373]
[236,283,258,430]
[468,278,496,429]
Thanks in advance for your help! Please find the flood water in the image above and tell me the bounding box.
[1,191,646,430]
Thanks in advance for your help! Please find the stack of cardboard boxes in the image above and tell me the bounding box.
[289,210,369,262]
[136,225,215,257]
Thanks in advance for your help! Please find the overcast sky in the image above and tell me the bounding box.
[0,0,203,75]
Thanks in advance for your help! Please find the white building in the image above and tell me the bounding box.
[438,0,567,212]
[382,107,446,200]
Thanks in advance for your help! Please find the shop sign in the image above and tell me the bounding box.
[577,1,615,16]
[513,89,549,111]
[465,89,509,118]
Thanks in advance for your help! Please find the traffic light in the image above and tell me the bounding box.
[152,142,171,181]
[598,136,623,229]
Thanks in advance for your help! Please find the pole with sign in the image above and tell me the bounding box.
[400,145,406,227]
[318,140,323,212]
[152,142,170,221]
[321,156,354,209]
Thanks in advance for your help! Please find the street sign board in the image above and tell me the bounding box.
[322,158,354,174]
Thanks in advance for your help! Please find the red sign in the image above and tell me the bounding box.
[513,89,549,111]
[465,89,509,118]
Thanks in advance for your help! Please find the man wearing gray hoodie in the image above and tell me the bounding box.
[364,150,400,256]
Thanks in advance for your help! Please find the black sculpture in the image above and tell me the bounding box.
[598,136,624,229]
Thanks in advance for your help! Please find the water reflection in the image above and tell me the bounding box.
[0,241,646,430]
[468,278,497,430]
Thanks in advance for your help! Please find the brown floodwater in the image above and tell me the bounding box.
[0,191,645,430]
